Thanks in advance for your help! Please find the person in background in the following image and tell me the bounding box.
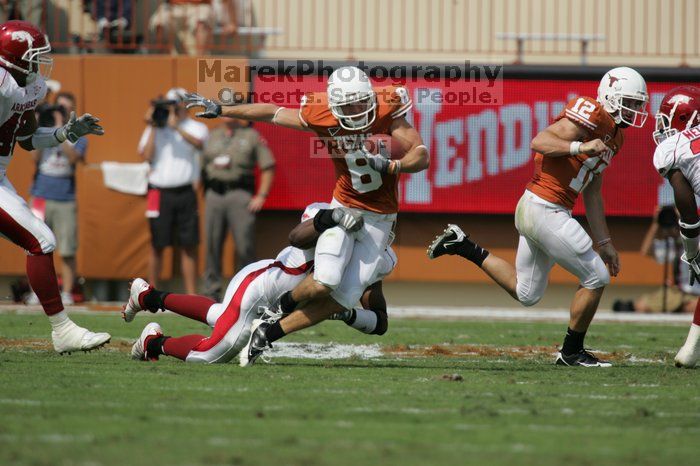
[201,116,274,300]
[0,0,43,26]
[149,0,235,55]
[138,88,208,295]
[29,92,86,306]
[613,206,697,313]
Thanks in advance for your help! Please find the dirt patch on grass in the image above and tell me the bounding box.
[0,337,132,353]
[0,338,53,351]
[384,343,628,362]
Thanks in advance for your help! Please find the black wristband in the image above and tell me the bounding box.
[313,209,337,233]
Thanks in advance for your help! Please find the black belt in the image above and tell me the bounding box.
[149,184,193,194]
[206,178,254,195]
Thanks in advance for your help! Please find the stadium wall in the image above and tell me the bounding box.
[0,56,693,286]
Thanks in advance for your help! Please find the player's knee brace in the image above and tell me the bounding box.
[313,227,351,290]
[581,256,610,290]
[516,282,544,307]
[26,225,56,255]
[517,292,543,307]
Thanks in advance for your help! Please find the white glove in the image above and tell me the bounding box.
[331,207,364,233]
[55,112,104,143]
[184,92,222,118]
[682,252,700,286]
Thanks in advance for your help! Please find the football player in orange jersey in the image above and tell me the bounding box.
[185,66,429,365]
[428,67,648,367]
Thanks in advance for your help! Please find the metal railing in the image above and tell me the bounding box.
[25,0,700,65]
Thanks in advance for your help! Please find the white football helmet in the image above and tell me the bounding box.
[597,67,649,128]
[327,66,376,131]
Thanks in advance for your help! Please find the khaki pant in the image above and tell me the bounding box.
[44,200,78,258]
[203,188,256,299]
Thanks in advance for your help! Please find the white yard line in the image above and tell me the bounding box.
[0,304,691,325]
[389,306,692,324]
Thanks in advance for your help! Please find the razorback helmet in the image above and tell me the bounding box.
[327,66,377,131]
[597,66,649,128]
[0,20,52,85]
[653,86,700,145]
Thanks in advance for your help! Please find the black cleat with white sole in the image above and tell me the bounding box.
[555,349,612,367]
[240,321,273,367]
[427,224,469,259]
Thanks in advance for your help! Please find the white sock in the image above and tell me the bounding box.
[348,308,378,334]
[48,310,72,330]
[684,323,700,347]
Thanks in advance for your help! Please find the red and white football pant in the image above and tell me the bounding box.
[0,176,62,315]
[163,260,276,364]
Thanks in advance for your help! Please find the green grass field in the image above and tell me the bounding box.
[0,311,698,466]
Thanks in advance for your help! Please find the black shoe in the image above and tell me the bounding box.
[328,309,353,322]
[427,224,470,259]
[239,320,272,367]
[555,349,612,367]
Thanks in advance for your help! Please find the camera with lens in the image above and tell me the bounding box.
[150,98,177,128]
[36,103,68,128]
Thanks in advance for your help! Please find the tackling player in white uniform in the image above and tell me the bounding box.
[125,203,395,363]
[0,21,108,353]
[652,85,700,368]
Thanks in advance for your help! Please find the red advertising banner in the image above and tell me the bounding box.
[253,74,682,216]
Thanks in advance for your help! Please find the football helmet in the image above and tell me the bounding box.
[327,66,376,131]
[653,86,700,145]
[597,66,648,128]
[0,20,52,84]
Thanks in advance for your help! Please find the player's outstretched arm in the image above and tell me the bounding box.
[379,117,429,174]
[18,110,104,151]
[583,174,619,277]
[184,93,310,131]
[530,118,606,157]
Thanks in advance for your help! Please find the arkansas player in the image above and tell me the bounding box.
[0,21,108,353]
[652,86,700,368]
[429,67,648,367]
[185,66,428,365]
[124,202,393,363]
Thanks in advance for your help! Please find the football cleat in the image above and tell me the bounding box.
[427,224,468,259]
[52,321,111,355]
[131,322,163,361]
[674,323,700,368]
[239,319,272,367]
[122,278,153,323]
[555,349,612,367]
[329,309,353,322]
